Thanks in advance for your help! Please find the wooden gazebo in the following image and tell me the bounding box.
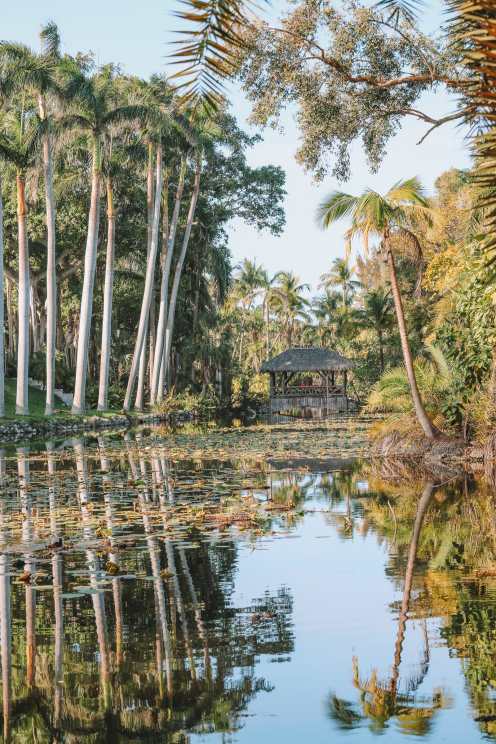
[260,346,355,416]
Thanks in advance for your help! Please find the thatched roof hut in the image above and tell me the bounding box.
[260,347,354,373]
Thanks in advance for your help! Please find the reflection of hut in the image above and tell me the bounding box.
[260,346,356,416]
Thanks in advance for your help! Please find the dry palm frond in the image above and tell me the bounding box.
[449,0,496,259]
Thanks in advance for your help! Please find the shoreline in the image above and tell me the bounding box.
[0,410,192,443]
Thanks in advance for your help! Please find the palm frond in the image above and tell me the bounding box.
[387,176,427,206]
[169,0,262,108]
[316,192,359,228]
[449,0,496,259]
[375,0,425,26]
[102,104,150,127]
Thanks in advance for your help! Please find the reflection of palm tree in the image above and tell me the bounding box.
[329,482,448,734]
[98,436,124,669]
[47,442,64,729]
[129,436,174,698]
[0,461,12,742]
[18,447,36,688]
[73,440,111,708]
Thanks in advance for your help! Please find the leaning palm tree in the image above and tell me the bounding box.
[59,62,147,414]
[158,111,220,395]
[0,23,62,415]
[317,178,439,440]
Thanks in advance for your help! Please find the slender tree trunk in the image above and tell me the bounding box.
[264,297,270,359]
[97,177,115,411]
[39,95,57,416]
[134,144,156,411]
[0,175,4,417]
[157,185,171,399]
[72,140,101,414]
[6,278,15,360]
[378,327,384,373]
[124,144,164,410]
[151,158,186,404]
[16,174,30,416]
[163,157,202,383]
[386,242,438,439]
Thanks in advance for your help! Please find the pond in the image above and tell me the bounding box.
[0,419,495,742]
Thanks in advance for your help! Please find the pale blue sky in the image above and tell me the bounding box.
[1,0,470,290]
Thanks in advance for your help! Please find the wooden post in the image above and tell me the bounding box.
[344,370,348,412]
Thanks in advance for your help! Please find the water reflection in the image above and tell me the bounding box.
[329,481,450,736]
[1,433,496,740]
[0,437,294,741]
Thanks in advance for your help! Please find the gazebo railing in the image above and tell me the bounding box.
[272,384,345,398]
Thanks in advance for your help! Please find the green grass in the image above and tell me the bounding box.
[2,378,70,419]
[1,379,143,421]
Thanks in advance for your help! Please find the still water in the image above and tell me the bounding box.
[0,421,494,742]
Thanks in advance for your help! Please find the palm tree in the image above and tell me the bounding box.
[0,111,43,415]
[123,139,165,410]
[320,257,360,306]
[60,62,146,414]
[313,290,340,345]
[97,134,144,410]
[162,149,203,384]
[272,271,310,347]
[232,259,271,361]
[317,178,439,439]
[161,112,221,389]
[358,287,394,373]
[0,23,61,415]
[150,153,186,404]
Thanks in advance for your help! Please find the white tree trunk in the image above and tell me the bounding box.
[123,144,164,411]
[72,144,101,414]
[150,157,186,404]
[97,178,115,411]
[0,176,4,417]
[163,158,202,385]
[16,175,30,416]
[134,144,156,411]
[39,94,57,416]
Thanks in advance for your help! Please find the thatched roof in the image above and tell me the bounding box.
[260,347,354,373]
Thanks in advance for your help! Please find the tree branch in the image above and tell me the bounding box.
[264,24,471,91]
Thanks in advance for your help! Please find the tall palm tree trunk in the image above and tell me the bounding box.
[97,177,115,411]
[151,157,186,404]
[162,157,201,384]
[72,141,101,414]
[0,175,4,417]
[39,95,57,416]
[124,144,164,411]
[134,144,155,411]
[386,244,438,440]
[16,174,30,416]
